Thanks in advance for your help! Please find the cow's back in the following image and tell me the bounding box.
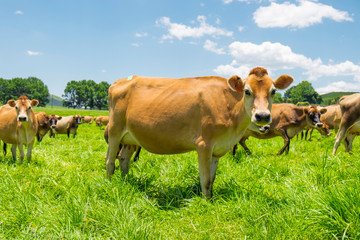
[54,116,73,133]
[109,76,243,155]
[320,104,341,129]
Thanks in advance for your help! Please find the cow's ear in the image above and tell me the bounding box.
[81,116,84,119]
[227,75,244,92]
[320,108,327,114]
[274,75,293,90]
[31,99,39,107]
[58,116,62,120]
[8,100,16,107]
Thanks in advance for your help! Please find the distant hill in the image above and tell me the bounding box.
[47,94,63,107]
[321,92,358,105]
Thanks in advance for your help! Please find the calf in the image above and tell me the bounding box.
[50,114,82,138]
[95,116,109,129]
[35,112,51,142]
[233,104,327,155]
[333,94,360,154]
[0,95,39,163]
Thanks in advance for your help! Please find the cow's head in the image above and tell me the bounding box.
[49,114,62,129]
[74,114,82,124]
[36,113,51,141]
[317,122,333,137]
[303,105,327,128]
[8,95,38,122]
[228,67,293,126]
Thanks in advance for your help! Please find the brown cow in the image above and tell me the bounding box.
[233,104,327,155]
[333,94,360,154]
[106,67,293,198]
[95,116,109,129]
[49,114,82,138]
[35,112,51,142]
[0,95,39,163]
[82,116,93,124]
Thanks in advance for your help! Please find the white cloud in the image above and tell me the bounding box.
[15,10,23,15]
[316,81,360,94]
[26,50,41,56]
[254,0,353,29]
[203,40,226,55]
[200,3,205,7]
[135,32,148,37]
[131,43,140,47]
[101,69,107,73]
[238,26,245,32]
[223,0,262,4]
[212,41,360,83]
[156,16,233,40]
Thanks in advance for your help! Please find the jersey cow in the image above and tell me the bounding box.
[49,114,82,138]
[95,116,109,129]
[0,95,39,163]
[333,94,360,154]
[233,104,327,155]
[35,112,51,142]
[82,116,93,124]
[106,67,293,198]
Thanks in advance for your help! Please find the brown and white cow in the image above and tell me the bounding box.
[35,112,51,142]
[333,94,360,154]
[0,95,39,163]
[106,67,293,198]
[82,116,93,124]
[49,114,82,138]
[95,116,109,129]
[233,104,327,155]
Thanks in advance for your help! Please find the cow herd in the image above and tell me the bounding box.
[0,67,359,198]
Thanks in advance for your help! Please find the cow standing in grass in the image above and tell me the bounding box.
[106,67,293,198]
[49,115,82,138]
[0,95,39,163]
[35,112,51,142]
[233,104,327,155]
[333,94,360,154]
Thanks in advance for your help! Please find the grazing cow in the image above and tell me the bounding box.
[106,67,293,198]
[35,112,51,142]
[233,104,327,155]
[302,122,332,141]
[333,94,360,154]
[82,116,93,124]
[95,116,109,129]
[49,114,82,138]
[0,95,39,163]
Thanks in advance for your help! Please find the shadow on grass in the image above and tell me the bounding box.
[125,173,202,210]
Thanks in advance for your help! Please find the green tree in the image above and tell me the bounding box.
[0,77,49,106]
[273,92,284,103]
[284,81,322,104]
[63,80,80,108]
[94,81,110,110]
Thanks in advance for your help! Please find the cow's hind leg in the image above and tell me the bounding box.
[106,126,124,180]
[117,144,136,175]
[344,134,355,152]
[133,146,142,162]
[239,138,251,155]
[3,142,7,156]
[277,129,290,155]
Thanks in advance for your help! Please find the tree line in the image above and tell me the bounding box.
[63,80,111,110]
[0,77,50,107]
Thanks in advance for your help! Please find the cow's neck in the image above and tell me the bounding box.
[232,98,252,136]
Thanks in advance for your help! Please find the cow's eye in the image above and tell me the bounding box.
[245,89,251,96]
[271,89,276,95]
[28,106,32,110]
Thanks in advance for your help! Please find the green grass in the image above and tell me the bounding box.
[1,107,360,239]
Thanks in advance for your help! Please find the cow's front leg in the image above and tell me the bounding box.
[18,144,25,164]
[11,144,17,162]
[27,139,35,162]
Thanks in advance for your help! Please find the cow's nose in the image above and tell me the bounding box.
[255,112,271,123]
[18,117,27,122]
[316,123,323,128]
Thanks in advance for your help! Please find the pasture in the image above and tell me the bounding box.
[0,107,360,239]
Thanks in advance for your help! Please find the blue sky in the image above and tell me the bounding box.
[1,0,359,97]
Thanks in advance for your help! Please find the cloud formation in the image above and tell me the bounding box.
[203,40,226,55]
[316,81,360,94]
[135,32,148,38]
[211,41,360,83]
[254,0,353,29]
[26,50,41,56]
[157,16,233,40]
[14,10,23,15]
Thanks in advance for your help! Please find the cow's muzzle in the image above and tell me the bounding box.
[18,117,28,122]
[253,111,271,126]
[315,122,323,128]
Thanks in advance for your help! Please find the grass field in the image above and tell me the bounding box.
[1,107,360,239]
